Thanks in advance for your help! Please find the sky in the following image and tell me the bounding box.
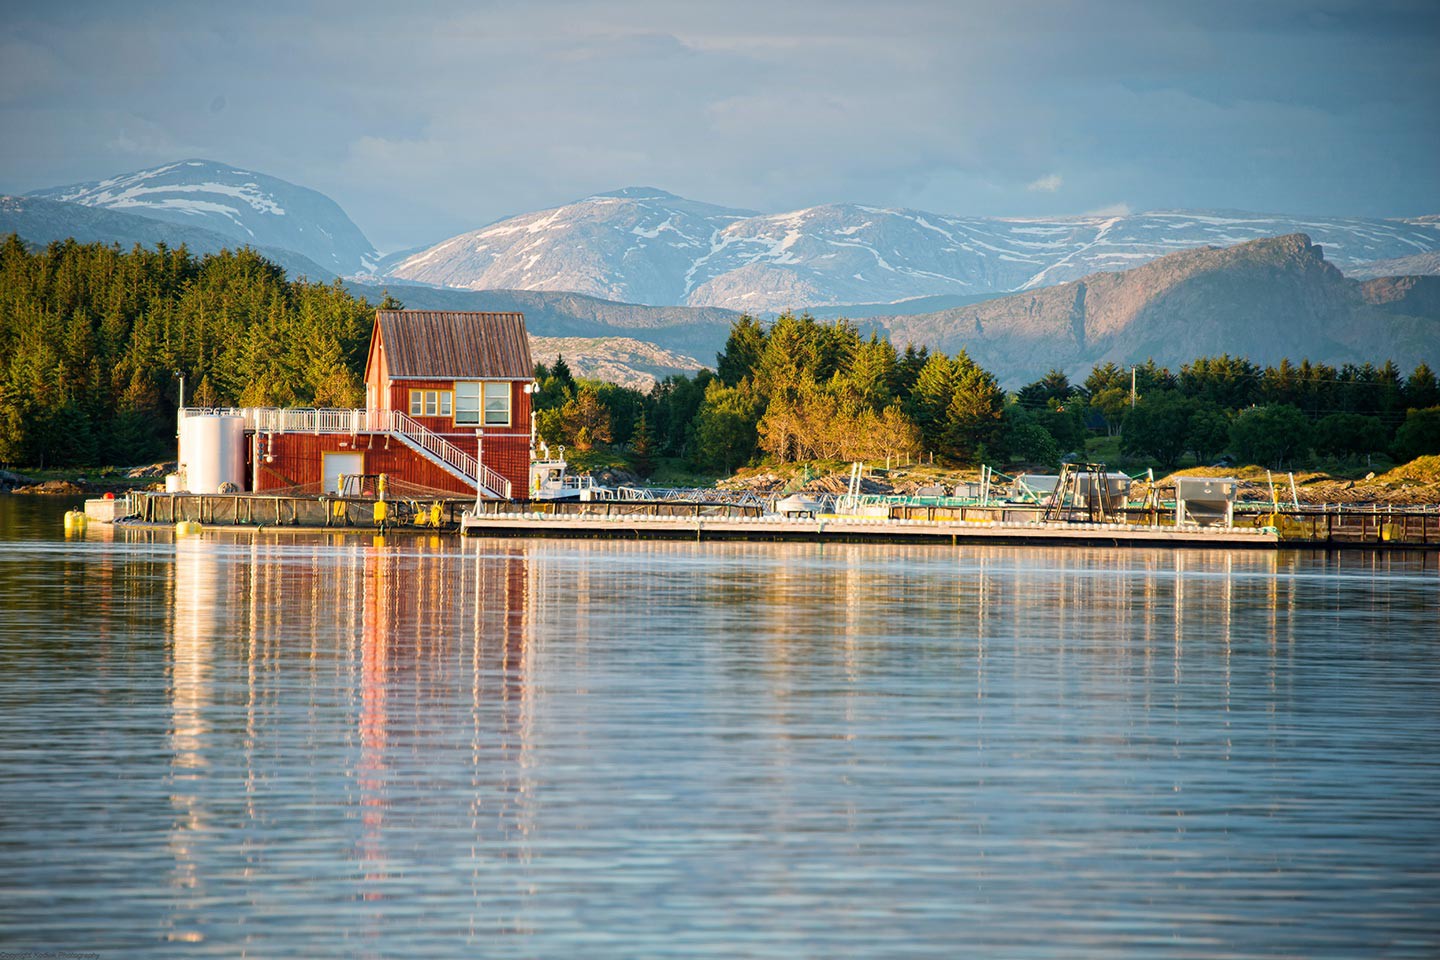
[1,0,1437,253]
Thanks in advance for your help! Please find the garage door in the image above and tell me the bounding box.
[321,452,364,495]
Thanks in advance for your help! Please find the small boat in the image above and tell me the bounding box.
[529,443,604,501]
[774,494,825,517]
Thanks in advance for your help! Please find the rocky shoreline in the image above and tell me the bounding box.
[0,462,175,496]
[719,457,1440,508]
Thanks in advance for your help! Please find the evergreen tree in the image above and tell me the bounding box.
[1083,362,1127,396]
[843,334,897,407]
[629,411,657,477]
[893,343,929,399]
[907,353,957,450]
[1405,363,1438,411]
[716,314,767,386]
[550,355,577,395]
[1017,368,1075,409]
[693,379,762,472]
[944,353,1005,463]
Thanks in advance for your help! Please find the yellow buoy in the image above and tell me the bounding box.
[175,520,202,536]
[63,510,88,534]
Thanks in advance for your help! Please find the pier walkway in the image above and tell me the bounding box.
[114,491,1440,550]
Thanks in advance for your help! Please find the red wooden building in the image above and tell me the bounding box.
[183,311,535,499]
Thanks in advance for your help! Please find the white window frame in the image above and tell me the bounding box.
[454,381,482,426]
[483,382,511,426]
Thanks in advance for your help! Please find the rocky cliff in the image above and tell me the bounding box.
[879,235,1440,384]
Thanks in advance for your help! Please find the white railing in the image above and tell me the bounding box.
[387,410,511,499]
[183,406,512,499]
[182,406,381,433]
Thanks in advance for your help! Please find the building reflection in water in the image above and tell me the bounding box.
[161,531,541,946]
[152,530,1435,948]
[166,536,219,947]
[351,536,539,937]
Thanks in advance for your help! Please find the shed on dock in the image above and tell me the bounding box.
[1175,476,1238,527]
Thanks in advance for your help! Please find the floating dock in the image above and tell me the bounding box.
[103,491,1440,550]
[458,510,1280,548]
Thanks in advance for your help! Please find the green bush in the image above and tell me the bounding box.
[1313,413,1386,458]
[1392,407,1440,463]
[1229,404,1311,468]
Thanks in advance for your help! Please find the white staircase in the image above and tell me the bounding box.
[386,410,511,500]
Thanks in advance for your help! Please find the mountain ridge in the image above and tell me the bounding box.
[0,194,337,280]
[1344,250,1440,279]
[876,234,1440,384]
[386,189,1440,312]
[28,159,378,275]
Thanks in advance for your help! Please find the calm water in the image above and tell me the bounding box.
[1,497,1438,958]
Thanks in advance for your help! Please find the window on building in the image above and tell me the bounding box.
[409,389,452,418]
[455,382,481,425]
[484,382,511,426]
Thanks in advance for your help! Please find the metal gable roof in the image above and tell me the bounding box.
[374,310,533,380]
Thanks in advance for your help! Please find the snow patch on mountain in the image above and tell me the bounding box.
[380,186,1440,312]
[30,159,377,276]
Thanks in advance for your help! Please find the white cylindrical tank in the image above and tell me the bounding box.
[180,415,246,494]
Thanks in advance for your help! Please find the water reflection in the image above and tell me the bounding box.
[3,502,1436,959]
[159,532,552,947]
[167,539,216,946]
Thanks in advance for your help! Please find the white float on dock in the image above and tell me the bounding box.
[458,508,1279,548]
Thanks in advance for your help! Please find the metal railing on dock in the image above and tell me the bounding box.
[121,489,1439,548]
[131,491,470,529]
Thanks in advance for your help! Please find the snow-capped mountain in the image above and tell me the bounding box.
[29,159,378,276]
[390,187,755,305]
[0,194,338,279]
[385,189,1440,312]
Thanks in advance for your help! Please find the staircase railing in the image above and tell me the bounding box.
[387,410,511,499]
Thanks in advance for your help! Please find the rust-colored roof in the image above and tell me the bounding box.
[372,310,533,380]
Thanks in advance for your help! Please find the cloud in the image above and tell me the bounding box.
[2,0,1435,247]
[1085,202,1132,217]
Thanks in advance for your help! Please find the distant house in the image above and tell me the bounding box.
[180,310,535,499]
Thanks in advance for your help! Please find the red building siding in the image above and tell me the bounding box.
[252,378,532,499]
[253,430,531,498]
[254,433,474,495]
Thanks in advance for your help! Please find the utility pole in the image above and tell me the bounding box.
[1130,365,1137,410]
[175,370,185,439]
